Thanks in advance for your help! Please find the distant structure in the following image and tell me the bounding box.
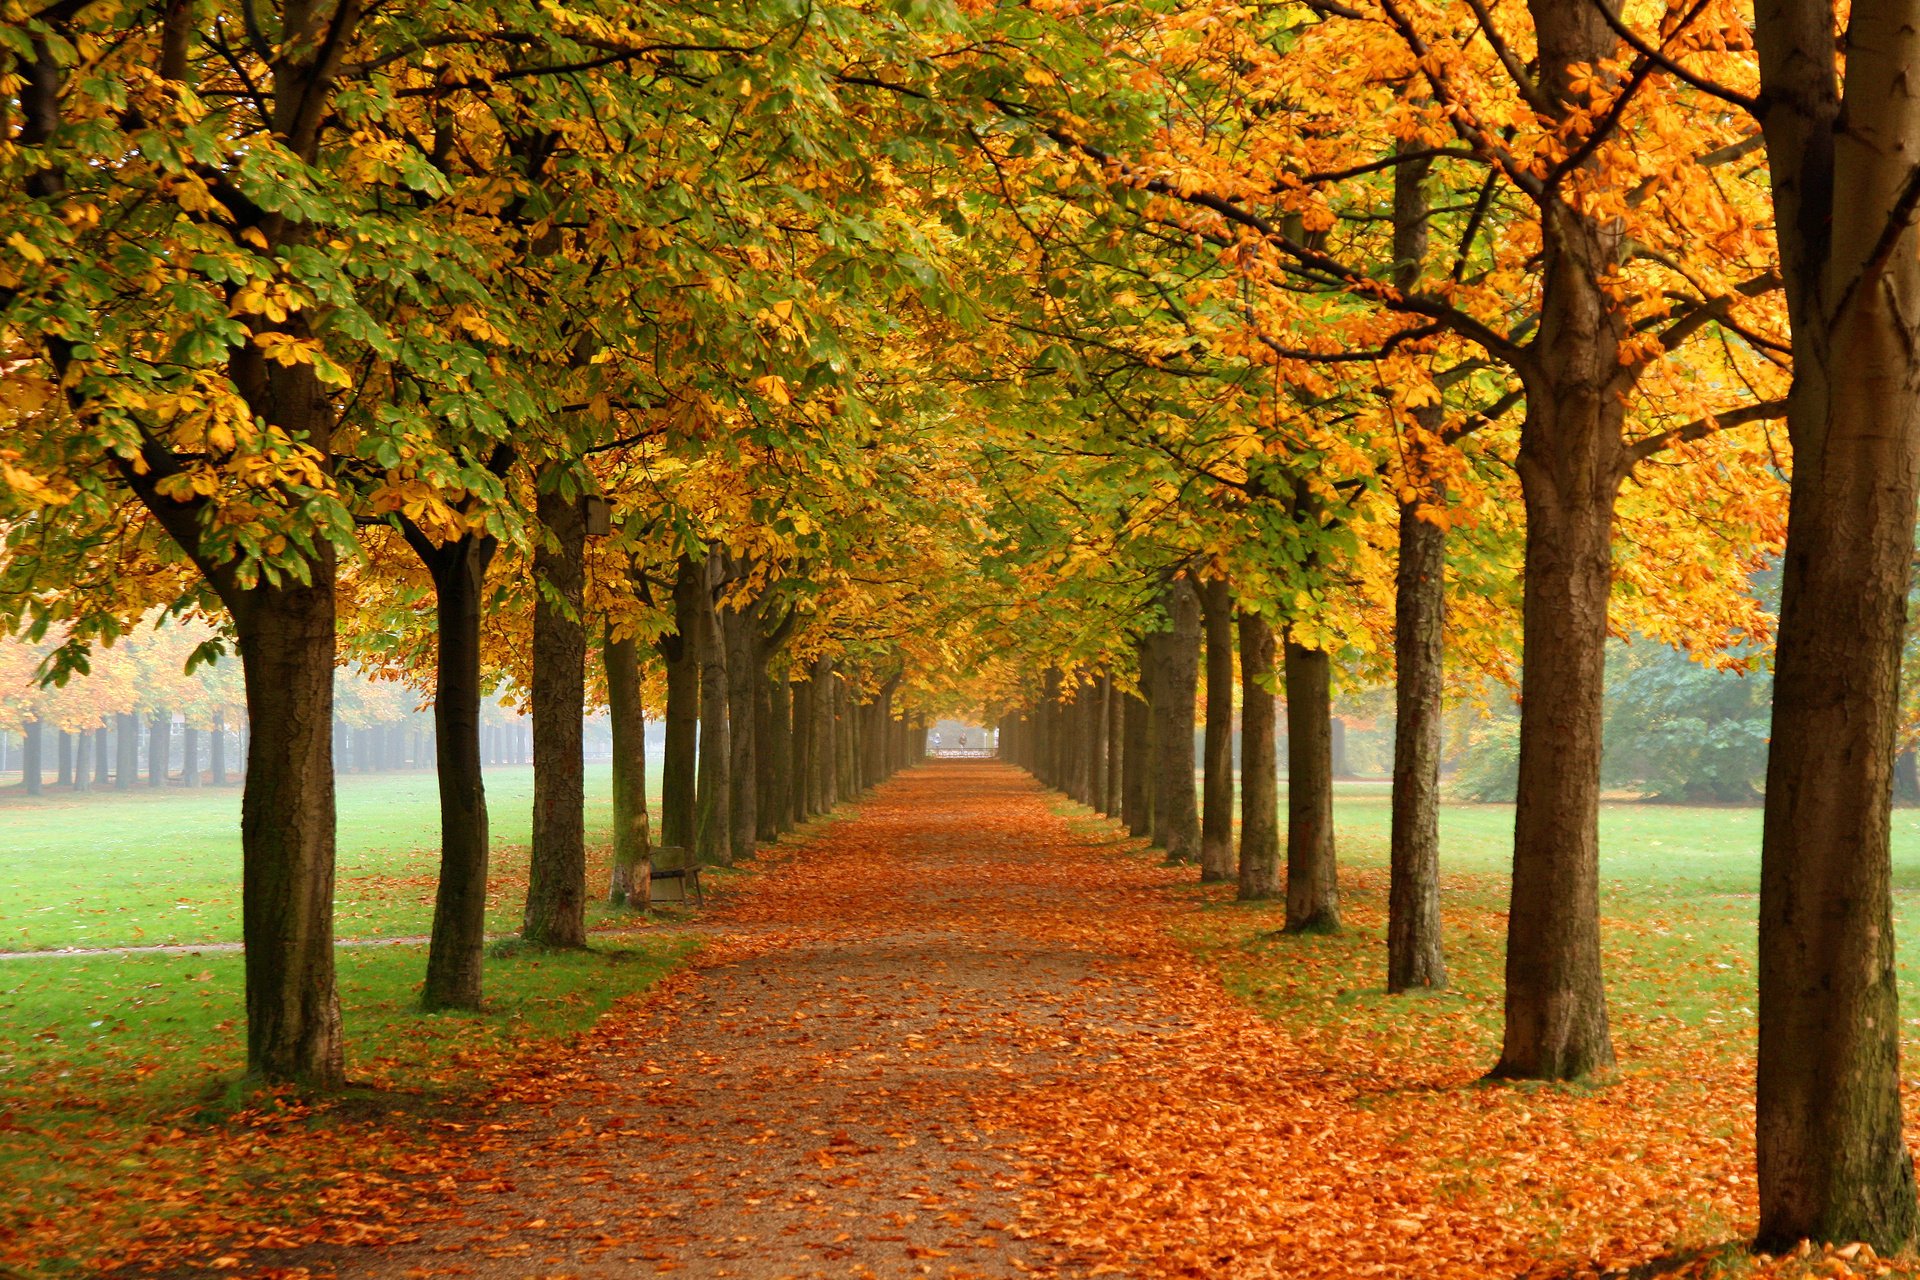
[927,717,997,759]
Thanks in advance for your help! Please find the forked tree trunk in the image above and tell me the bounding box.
[606,632,651,909]
[658,554,701,852]
[1754,0,1920,1238]
[523,486,588,948]
[1237,612,1281,900]
[413,528,497,1009]
[1284,639,1339,932]
[1198,577,1236,882]
[694,551,732,866]
[1389,501,1448,992]
[1152,582,1202,861]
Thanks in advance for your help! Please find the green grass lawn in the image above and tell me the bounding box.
[1170,779,1920,1057]
[0,762,639,950]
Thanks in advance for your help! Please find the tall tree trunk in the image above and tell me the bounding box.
[606,632,651,908]
[414,529,496,1008]
[1390,502,1448,992]
[658,554,701,852]
[1492,468,1618,1076]
[723,601,758,864]
[1090,672,1111,816]
[181,725,199,787]
[149,713,168,787]
[694,551,732,865]
[1152,583,1202,861]
[1103,679,1125,816]
[1753,0,1920,1239]
[71,726,89,792]
[790,673,814,824]
[1237,612,1281,900]
[1198,577,1236,882]
[760,670,787,839]
[1123,683,1151,838]
[22,719,41,795]
[811,657,836,812]
[115,713,137,791]
[232,578,344,1085]
[523,485,588,948]
[1284,638,1339,932]
[93,724,109,786]
[56,730,71,787]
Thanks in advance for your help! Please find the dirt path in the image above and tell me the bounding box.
[232,762,1158,1280]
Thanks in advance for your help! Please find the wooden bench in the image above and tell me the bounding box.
[647,847,704,907]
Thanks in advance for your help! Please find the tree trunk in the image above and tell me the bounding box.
[811,657,836,812]
[149,713,168,787]
[658,554,702,852]
[56,730,71,787]
[415,529,497,1009]
[22,720,41,795]
[94,724,109,786]
[232,578,345,1086]
[1104,677,1125,817]
[1284,638,1339,932]
[71,727,89,792]
[1390,502,1448,992]
[761,670,787,839]
[1750,0,1920,1245]
[723,601,758,863]
[115,713,137,791]
[1492,450,1619,1076]
[1238,612,1281,900]
[210,714,227,786]
[1122,684,1151,838]
[695,551,732,865]
[1198,577,1236,882]
[791,673,814,823]
[182,725,199,787]
[523,485,588,948]
[1897,748,1920,805]
[606,631,651,909]
[1152,583,1202,861]
[1090,672,1111,817]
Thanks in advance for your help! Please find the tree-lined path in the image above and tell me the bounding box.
[176,760,1777,1280]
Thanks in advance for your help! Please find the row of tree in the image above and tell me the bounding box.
[4,0,1919,1253]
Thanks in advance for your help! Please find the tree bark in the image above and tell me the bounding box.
[811,657,836,812]
[1753,0,1920,1239]
[1090,672,1111,816]
[606,631,651,909]
[1198,577,1236,882]
[1104,676,1125,817]
[1122,682,1151,838]
[1152,582,1202,861]
[760,670,787,839]
[658,554,701,852]
[56,730,71,786]
[1390,502,1448,992]
[22,719,41,795]
[149,713,168,787]
[694,551,732,865]
[790,672,814,824]
[413,528,496,1008]
[115,713,137,791]
[232,578,344,1085]
[723,599,759,863]
[1237,612,1281,900]
[523,485,588,948]
[1284,638,1339,932]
